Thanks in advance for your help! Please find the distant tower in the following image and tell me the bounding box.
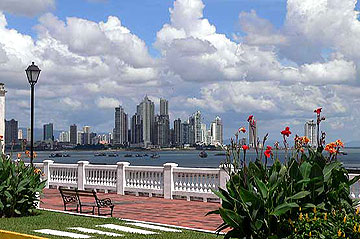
[113,106,128,145]
[160,98,168,116]
[189,111,202,145]
[210,116,223,145]
[0,83,6,153]
[305,120,316,147]
[70,124,77,145]
[174,118,182,146]
[18,129,23,140]
[43,123,54,141]
[137,96,155,147]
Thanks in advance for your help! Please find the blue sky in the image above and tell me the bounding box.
[5,0,287,56]
[0,0,359,145]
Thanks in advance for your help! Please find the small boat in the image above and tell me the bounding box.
[107,153,118,157]
[199,151,208,158]
[124,154,133,157]
[49,153,69,158]
[150,153,160,159]
[135,154,142,157]
[94,152,106,157]
[143,154,148,157]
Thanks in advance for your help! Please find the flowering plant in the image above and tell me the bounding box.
[210,109,359,239]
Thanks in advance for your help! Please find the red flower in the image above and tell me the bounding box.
[314,107,322,115]
[239,127,246,133]
[264,149,272,158]
[242,145,249,150]
[266,145,272,150]
[281,127,291,137]
[247,115,253,122]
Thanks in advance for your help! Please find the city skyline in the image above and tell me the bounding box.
[0,0,359,145]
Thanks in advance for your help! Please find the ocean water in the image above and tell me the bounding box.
[10,148,360,168]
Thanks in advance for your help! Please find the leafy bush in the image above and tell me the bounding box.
[210,109,359,239]
[0,155,46,217]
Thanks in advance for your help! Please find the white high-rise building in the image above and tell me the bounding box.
[0,83,5,153]
[210,116,223,145]
[18,129,23,140]
[201,123,207,145]
[189,111,202,145]
[137,96,154,147]
[26,128,31,142]
[305,120,317,147]
[77,131,83,145]
[59,131,70,142]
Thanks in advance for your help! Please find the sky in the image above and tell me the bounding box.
[0,0,359,144]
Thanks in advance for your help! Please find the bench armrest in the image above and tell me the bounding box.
[97,198,113,207]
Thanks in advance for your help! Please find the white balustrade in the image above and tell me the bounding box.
[173,167,221,202]
[37,160,226,202]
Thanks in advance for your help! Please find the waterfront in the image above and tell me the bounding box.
[10,148,360,168]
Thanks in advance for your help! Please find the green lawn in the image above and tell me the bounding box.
[0,210,223,239]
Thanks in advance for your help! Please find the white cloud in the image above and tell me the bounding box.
[0,0,55,17]
[96,97,121,109]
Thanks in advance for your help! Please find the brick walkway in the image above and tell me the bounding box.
[40,189,223,231]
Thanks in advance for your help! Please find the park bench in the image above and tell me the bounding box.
[59,188,114,217]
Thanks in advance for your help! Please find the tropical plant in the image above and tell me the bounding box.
[0,154,46,217]
[209,108,360,239]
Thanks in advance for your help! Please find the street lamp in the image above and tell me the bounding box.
[25,62,41,166]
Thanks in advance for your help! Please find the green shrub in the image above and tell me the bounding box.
[210,109,359,239]
[0,155,46,217]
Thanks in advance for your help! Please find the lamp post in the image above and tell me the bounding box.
[25,62,41,167]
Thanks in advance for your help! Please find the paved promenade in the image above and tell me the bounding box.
[40,189,223,232]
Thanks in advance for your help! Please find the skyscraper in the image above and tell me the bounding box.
[174,118,182,146]
[137,96,154,147]
[189,111,202,145]
[77,131,83,145]
[131,113,142,144]
[181,122,190,145]
[160,98,168,116]
[210,116,223,145]
[154,98,170,147]
[59,131,70,142]
[83,126,91,145]
[5,119,18,145]
[0,83,6,153]
[26,128,31,142]
[43,123,54,141]
[305,120,316,147]
[70,124,77,145]
[113,106,128,145]
[18,129,23,140]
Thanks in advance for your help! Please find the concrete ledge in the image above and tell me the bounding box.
[0,229,47,239]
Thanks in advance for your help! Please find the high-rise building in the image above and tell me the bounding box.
[210,116,223,145]
[160,98,168,116]
[83,126,91,145]
[26,128,31,142]
[18,129,23,140]
[174,118,182,146]
[305,120,317,147]
[77,131,83,145]
[113,106,128,145]
[181,122,190,145]
[154,115,170,147]
[189,111,202,145]
[59,131,70,142]
[43,123,54,141]
[137,96,154,147]
[0,83,6,152]
[130,113,142,144]
[201,123,207,145]
[248,118,258,148]
[5,119,18,145]
[70,124,77,145]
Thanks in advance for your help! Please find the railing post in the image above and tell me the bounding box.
[77,161,89,190]
[219,164,230,190]
[163,163,178,199]
[116,162,130,195]
[43,160,54,189]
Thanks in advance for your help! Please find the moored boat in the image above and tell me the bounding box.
[199,151,208,158]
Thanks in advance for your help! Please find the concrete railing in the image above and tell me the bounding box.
[35,160,229,202]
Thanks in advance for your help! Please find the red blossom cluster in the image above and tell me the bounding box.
[281,127,292,137]
[325,140,344,154]
[264,146,273,158]
[242,145,249,151]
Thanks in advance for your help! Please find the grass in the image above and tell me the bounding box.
[0,210,223,239]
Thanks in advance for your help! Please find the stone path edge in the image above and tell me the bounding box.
[39,208,224,235]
